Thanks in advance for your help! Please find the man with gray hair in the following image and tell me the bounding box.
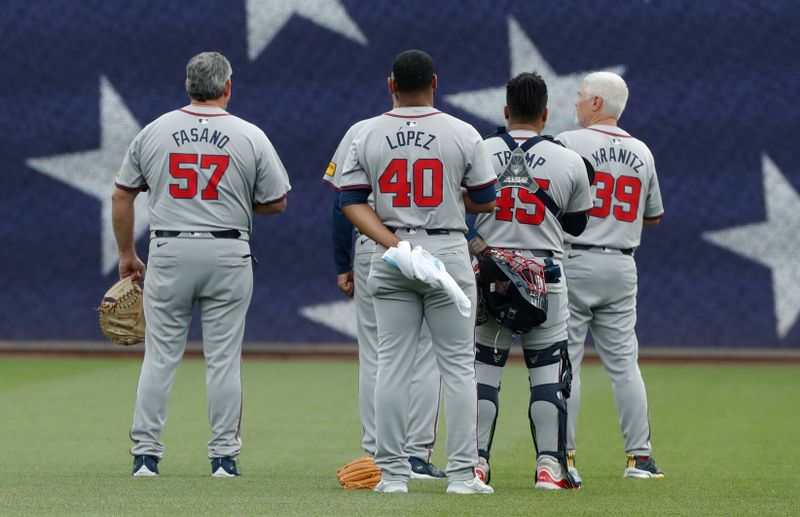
[112,51,291,477]
[556,71,665,481]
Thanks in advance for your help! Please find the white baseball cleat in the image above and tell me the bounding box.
[447,476,494,494]
[535,456,578,490]
[373,479,408,493]
[475,457,490,484]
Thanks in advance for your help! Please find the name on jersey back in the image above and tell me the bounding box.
[385,129,437,150]
[493,150,546,170]
[171,127,230,149]
[590,146,643,173]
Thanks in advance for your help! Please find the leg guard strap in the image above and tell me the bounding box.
[475,343,510,367]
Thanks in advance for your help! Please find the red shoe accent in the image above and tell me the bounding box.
[536,469,569,489]
[476,466,487,483]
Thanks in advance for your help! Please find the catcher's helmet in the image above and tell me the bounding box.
[477,249,548,334]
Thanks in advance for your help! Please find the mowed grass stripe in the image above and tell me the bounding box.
[0,358,797,516]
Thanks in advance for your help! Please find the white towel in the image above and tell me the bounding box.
[382,242,472,318]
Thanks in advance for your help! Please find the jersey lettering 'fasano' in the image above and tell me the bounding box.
[475,130,593,255]
[556,125,663,249]
[116,104,291,233]
[337,106,496,231]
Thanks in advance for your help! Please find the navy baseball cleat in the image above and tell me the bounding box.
[132,455,159,477]
[211,457,241,477]
[624,455,664,478]
[409,456,446,479]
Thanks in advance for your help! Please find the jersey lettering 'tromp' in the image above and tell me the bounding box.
[337,106,496,232]
[116,104,290,233]
[475,130,593,255]
[556,125,663,249]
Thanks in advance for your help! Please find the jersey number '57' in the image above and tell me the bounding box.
[169,153,230,200]
[379,158,443,207]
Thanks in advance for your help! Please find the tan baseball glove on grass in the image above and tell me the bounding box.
[337,456,381,489]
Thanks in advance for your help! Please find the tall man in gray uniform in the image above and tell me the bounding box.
[470,72,593,490]
[338,50,497,494]
[325,118,445,478]
[556,71,664,480]
[112,52,291,478]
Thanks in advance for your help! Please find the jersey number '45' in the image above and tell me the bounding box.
[169,153,230,200]
[495,180,551,225]
[379,158,443,207]
[592,172,641,222]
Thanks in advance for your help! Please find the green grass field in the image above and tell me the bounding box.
[1,357,798,516]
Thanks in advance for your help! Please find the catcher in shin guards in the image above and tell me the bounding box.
[467,72,593,490]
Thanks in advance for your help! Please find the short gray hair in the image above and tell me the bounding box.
[186,52,232,101]
[583,71,629,120]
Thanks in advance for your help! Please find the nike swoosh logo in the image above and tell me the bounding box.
[156,241,168,248]
[360,237,368,245]
[567,254,580,259]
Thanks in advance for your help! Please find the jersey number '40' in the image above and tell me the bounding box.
[169,153,230,200]
[379,158,443,207]
[591,172,641,222]
[495,180,551,225]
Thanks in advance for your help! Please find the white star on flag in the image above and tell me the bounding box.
[26,76,147,275]
[703,154,800,339]
[445,16,625,136]
[246,0,367,61]
[300,299,357,339]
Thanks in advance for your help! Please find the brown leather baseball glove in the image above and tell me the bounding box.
[97,276,145,346]
[336,455,381,489]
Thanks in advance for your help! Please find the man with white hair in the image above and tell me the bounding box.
[556,72,665,481]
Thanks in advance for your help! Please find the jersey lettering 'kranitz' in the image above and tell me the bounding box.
[556,125,664,249]
[475,130,593,257]
[338,106,496,231]
[116,105,290,234]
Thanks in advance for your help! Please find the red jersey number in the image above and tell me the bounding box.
[169,153,230,200]
[379,158,443,207]
[494,179,551,225]
[591,172,641,222]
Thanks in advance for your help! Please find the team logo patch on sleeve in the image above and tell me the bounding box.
[325,162,336,176]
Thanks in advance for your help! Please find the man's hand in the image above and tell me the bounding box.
[337,270,354,297]
[119,253,146,281]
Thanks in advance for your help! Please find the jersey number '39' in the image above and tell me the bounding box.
[591,172,641,222]
[169,153,230,200]
[494,180,551,225]
[379,158,443,207]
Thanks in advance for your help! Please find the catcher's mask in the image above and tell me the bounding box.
[477,249,548,334]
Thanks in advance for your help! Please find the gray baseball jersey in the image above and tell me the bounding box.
[339,107,497,230]
[473,130,592,479]
[475,130,593,259]
[557,125,663,248]
[555,124,663,462]
[117,105,290,231]
[339,106,495,483]
[124,104,290,464]
[324,120,442,462]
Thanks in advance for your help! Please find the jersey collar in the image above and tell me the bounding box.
[507,128,540,141]
[587,124,631,138]
[179,104,230,117]
[384,106,442,119]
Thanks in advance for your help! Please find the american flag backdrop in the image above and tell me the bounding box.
[2,0,799,348]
